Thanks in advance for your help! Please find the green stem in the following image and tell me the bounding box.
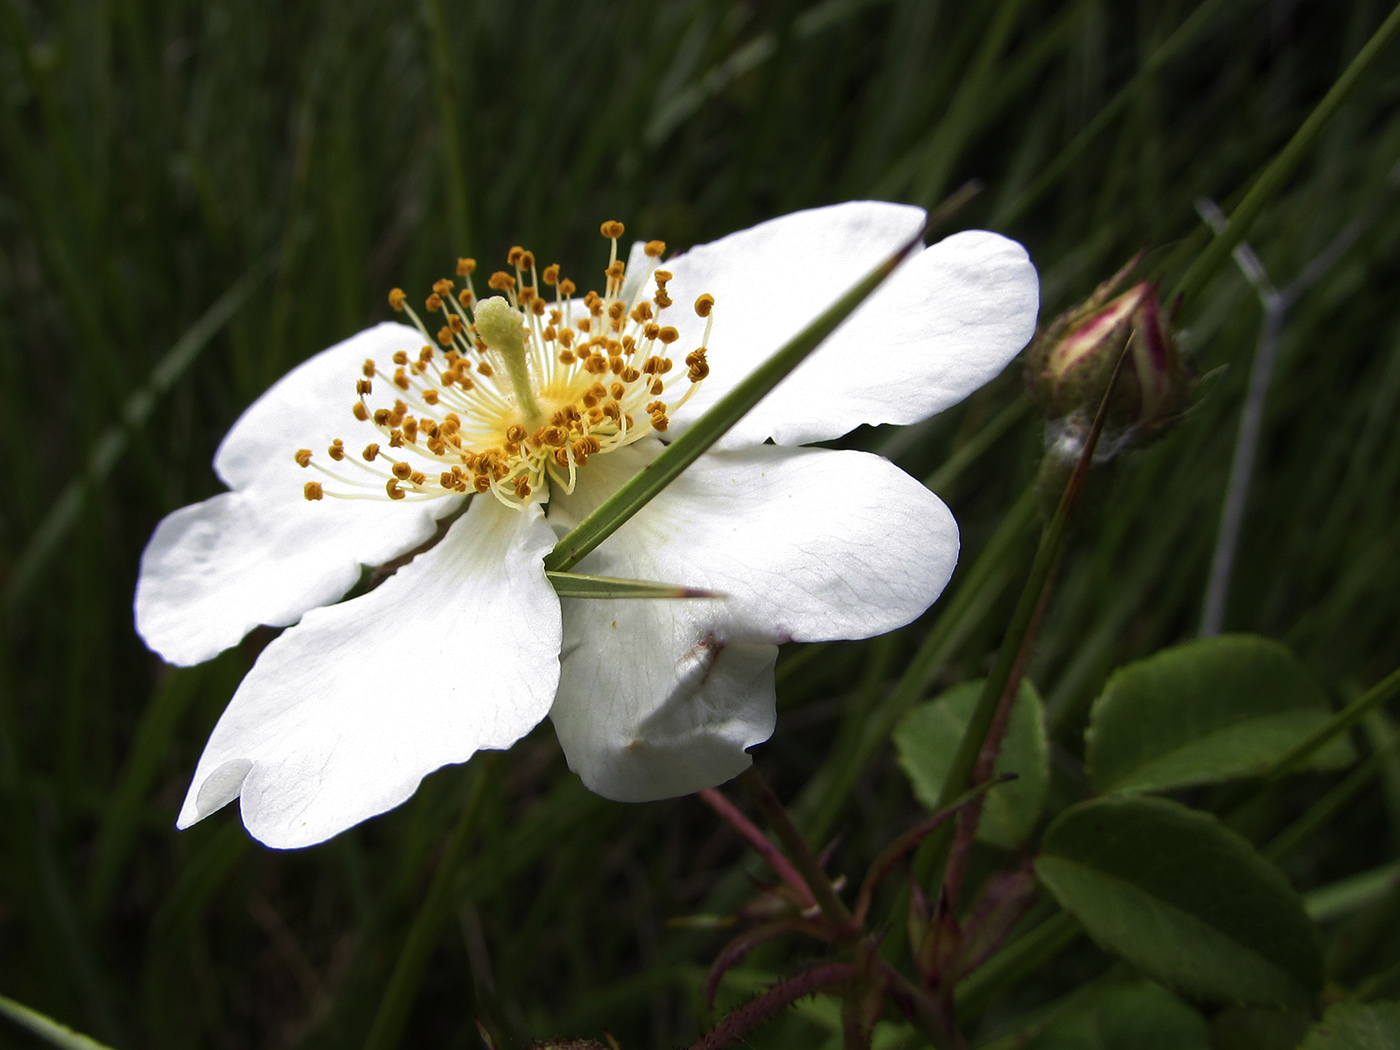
[1265,667,1400,782]
[796,486,1036,843]
[363,759,494,1050]
[1221,665,1400,817]
[1303,860,1400,924]
[1263,732,1400,862]
[544,228,923,572]
[1171,1,1400,304]
[913,348,1130,895]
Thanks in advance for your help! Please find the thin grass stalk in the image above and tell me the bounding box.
[1220,666,1400,816]
[912,345,1132,896]
[991,0,1235,229]
[0,994,118,1050]
[1171,1,1400,304]
[797,486,1036,843]
[738,766,854,932]
[545,226,923,572]
[363,758,494,1050]
[421,0,473,253]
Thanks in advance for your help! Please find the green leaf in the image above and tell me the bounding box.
[1034,796,1323,1008]
[1300,1002,1400,1050]
[1086,635,1355,795]
[1023,979,1209,1050]
[545,570,722,600]
[894,678,1048,849]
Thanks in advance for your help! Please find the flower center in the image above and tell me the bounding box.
[295,222,714,509]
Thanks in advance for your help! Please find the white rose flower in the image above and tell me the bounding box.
[135,201,1039,848]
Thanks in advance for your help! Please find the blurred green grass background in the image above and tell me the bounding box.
[2,1,1399,1047]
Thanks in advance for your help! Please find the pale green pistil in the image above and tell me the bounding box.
[474,296,543,422]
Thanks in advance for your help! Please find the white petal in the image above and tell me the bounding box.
[135,323,462,666]
[213,322,426,487]
[660,204,1039,446]
[546,440,958,801]
[619,239,661,306]
[175,497,560,849]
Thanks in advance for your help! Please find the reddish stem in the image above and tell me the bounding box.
[942,584,1050,913]
[699,787,816,910]
[688,963,859,1050]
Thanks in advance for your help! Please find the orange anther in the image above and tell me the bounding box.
[644,240,665,258]
[600,220,625,239]
[304,481,324,500]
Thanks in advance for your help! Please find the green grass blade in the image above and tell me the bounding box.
[363,759,492,1050]
[84,664,209,918]
[991,0,1235,230]
[0,994,119,1050]
[546,570,722,600]
[1171,0,1400,304]
[544,225,923,573]
[5,258,271,613]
